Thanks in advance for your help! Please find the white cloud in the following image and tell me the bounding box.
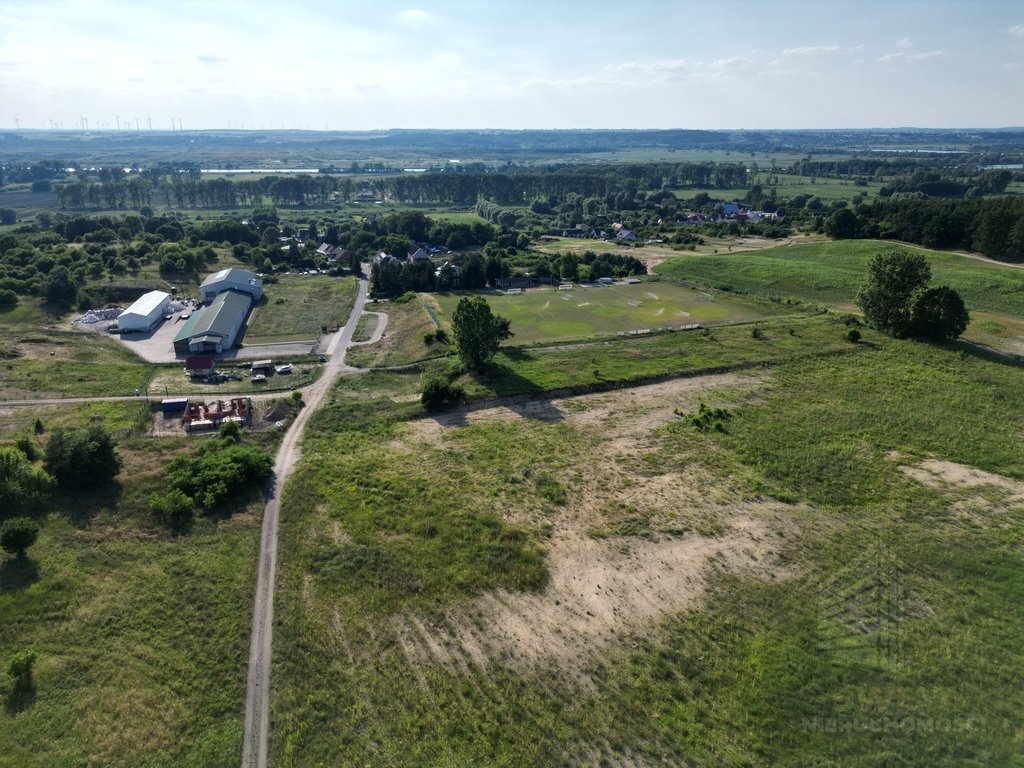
[197,54,227,63]
[712,57,753,69]
[613,59,691,72]
[782,45,841,57]
[1009,24,1024,38]
[879,50,944,63]
[896,37,913,49]
[398,9,431,23]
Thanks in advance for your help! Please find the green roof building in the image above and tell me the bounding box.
[173,290,252,354]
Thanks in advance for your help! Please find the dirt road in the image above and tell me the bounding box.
[240,269,369,768]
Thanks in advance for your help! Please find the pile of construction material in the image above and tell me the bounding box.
[76,307,124,324]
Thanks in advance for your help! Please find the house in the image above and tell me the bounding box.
[408,247,430,263]
[495,276,534,290]
[316,243,347,261]
[373,251,399,266]
[616,228,637,242]
[117,290,171,333]
[561,227,586,238]
[184,356,215,377]
[173,290,252,354]
[719,202,741,216]
[200,267,263,303]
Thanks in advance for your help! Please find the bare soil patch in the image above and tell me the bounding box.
[393,373,792,674]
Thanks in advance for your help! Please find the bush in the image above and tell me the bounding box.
[44,425,122,489]
[0,517,40,558]
[678,401,733,433]
[0,448,52,512]
[423,331,436,344]
[7,649,37,686]
[395,291,417,304]
[15,435,38,461]
[845,328,862,343]
[421,376,466,411]
[164,438,273,512]
[149,489,195,534]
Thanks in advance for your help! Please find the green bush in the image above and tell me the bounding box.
[395,291,417,304]
[164,438,273,512]
[44,425,122,489]
[678,401,733,433]
[149,489,195,535]
[845,328,862,343]
[7,649,38,686]
[0,448,53,513]
[421,376,466,411]
[0,517,40,558]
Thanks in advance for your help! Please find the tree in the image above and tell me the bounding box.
[149,489,195,535]
[911,286,969,341]
[451,296,513,370]
[0,517,40,559]
[0,447,53,513]
[43,265,78,308]
[824,208,861,239]
[44,425,122,489]
[855,250,931,337]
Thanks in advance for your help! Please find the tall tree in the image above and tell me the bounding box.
[451,296,513,370]
[855,250,931,337]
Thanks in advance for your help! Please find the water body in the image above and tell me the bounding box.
[199,168,321,174]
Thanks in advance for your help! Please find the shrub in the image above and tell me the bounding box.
[149,489,195,535]
[0,448,52,512]
[421,376,466,411]
[845,328,862,343]
[7,649,38,686]
[423,331,436,345]
[679,401,733,433]
[395,291,417,304]
[164,439,273,512]
[0,517,40,558]
[15,435,38,461]
[44,425,122,489]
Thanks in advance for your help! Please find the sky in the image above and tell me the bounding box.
[0,0,1022,131]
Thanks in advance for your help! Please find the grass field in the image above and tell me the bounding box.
[346,297,449,368]
[0,301,154,399]
[270,319,1024,765]
[429,282,793,345]
[244,276,357,343]
[0,401,282,768]
[655,239,1024,355]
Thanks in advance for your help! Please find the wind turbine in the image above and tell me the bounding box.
[134,117,140,131]
[114,114,121,131]
[81,116,88,130]
[147,116,152,131]
[13,116,19,129]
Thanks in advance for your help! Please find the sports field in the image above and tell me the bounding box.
[430,281,787,344]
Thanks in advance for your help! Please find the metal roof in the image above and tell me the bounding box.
[200,267,258,288]
[118,290,170,319]
[174,290,251,343]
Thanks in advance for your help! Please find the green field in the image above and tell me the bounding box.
[430,282,791,344]
[655,239,1024,355]
[244,276,358,343]
[0,302,154,399]
[0,402,283,768]
[270,318,1024,765]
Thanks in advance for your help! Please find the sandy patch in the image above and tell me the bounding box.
[396,373,792,673]
[896,455,1024,521]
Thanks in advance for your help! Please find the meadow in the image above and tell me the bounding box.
[0,400,290,768]
[429,282,793,345]
[0,301,154,399]
[655,239,1024,356]
[270,316,1024,765]
[244,275,358,344]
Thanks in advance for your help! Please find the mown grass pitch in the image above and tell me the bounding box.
[430,282,789,344]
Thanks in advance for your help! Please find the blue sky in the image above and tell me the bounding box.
[0,0,1022,130]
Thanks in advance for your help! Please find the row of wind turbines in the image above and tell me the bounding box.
[10,116,186,131]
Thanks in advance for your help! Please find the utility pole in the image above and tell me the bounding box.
[114,114,121,131]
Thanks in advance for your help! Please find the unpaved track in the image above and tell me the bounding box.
[241,269,369,768]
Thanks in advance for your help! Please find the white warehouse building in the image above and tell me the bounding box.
[199,267,263,304]
[117,290,171,333]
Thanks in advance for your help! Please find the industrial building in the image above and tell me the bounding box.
[116,290,171,333]
[173,290,252,354]
[200,267,263,303]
